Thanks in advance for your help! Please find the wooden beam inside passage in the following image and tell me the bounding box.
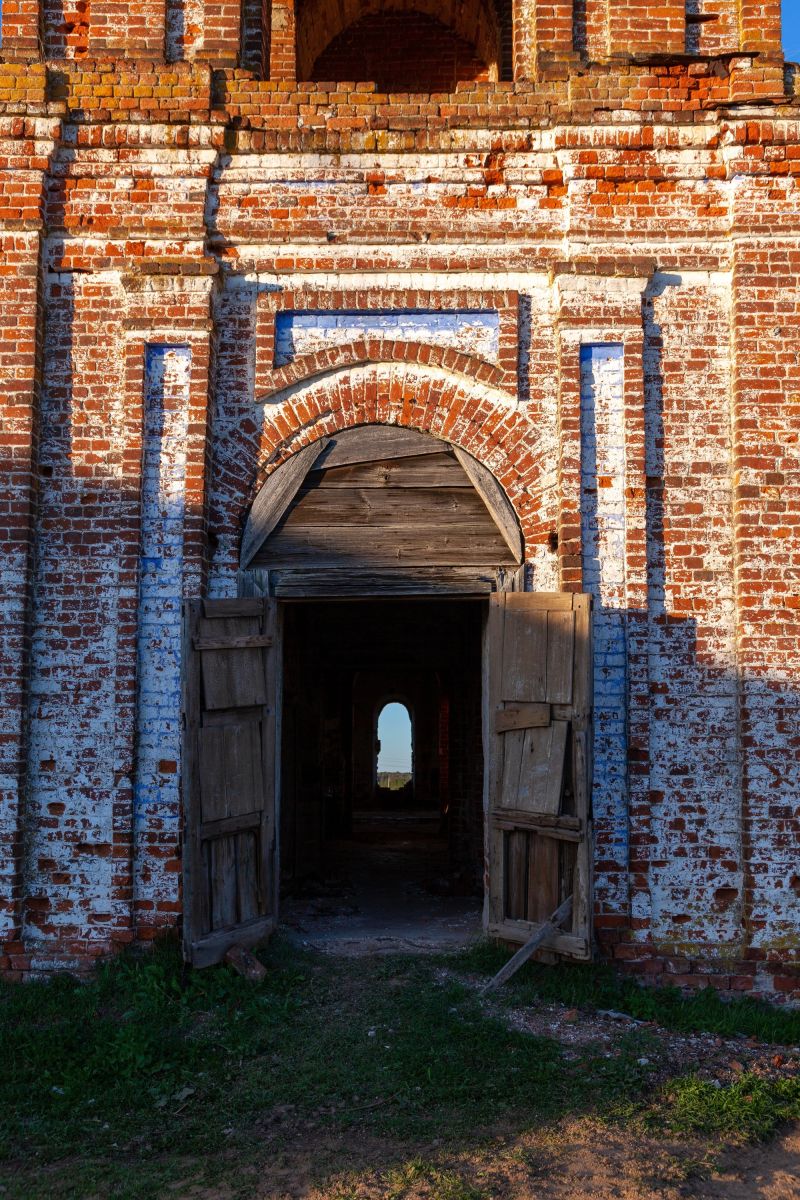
[240,440,329,568]
[453,448,524,564]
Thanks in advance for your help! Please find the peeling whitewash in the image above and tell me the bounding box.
[273,309,501,366]
[133,345,191,924]
[579,344,630,916]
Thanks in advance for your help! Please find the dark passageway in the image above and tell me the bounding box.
[280,599,486,950]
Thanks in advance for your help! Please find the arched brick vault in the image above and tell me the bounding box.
[295,0,501,82]
[209,357,546,584]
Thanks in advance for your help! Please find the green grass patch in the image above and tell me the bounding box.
[1,936,798,1200]
[662,1074,800,1142]
[454,941,800,1045]
[0,936,652,1199]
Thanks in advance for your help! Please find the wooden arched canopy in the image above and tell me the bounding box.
[240,426,523,597]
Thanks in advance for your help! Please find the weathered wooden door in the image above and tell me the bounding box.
[183,598,277,966]
[487,593,593,959]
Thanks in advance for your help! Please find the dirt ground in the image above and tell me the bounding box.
[180,1121,800,1199]
[191,961,800,1200]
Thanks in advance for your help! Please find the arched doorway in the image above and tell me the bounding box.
[249,425,521,948]
[182,424,593,965]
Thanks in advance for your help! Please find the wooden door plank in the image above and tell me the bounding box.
[527,832,560,923]
[515,722,567,815]
[200,812,261,839]
[501,601,547,702]
[240,439,329,569]
[573,727,593,940]
[255,524,516,568]
[506,830,528,921]
[546,611,575,705]
[193,634,273,651]
[486,921,587,958]
[225,720,267,819]
[487,594,507,928]
[282,486,495,528]
[453,447,524,564]
[539,720,569,815]
[307,451,466,489]
[481,896,573,992]
[182,601,208,955]
[236,831,260,924]
[202,599,265,618]
[260,601,278,923]
[572,594,593,727]
[494,702,551,733]
[199,616,270,710]
[505,593,575,611]
[499,729,526,809]
[315,426,445,469]
[490,814,581,842]
[490,808,581,832]
[210,836,238,931]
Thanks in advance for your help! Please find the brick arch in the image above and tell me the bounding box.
[230,360,541,565]
[296,0,501,84]
[260,340,513,403]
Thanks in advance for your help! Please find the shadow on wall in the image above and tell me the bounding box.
[8,217,800,988]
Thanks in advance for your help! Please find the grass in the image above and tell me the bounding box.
[1,935,798,1199]
[664,1073,800,1140]
[455,940,800,1044]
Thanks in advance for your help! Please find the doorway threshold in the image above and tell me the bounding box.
[280,832,483,956]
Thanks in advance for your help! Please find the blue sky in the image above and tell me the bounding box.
[785,1,800,60]
[378,703,412,773]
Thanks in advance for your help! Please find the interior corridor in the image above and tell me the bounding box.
[279,599,486,951]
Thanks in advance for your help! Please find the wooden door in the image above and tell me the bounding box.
[183,598,278,966]
[487,593,593,959]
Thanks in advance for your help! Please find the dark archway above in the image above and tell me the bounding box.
[311,11,491,93]
[295,0,502,86]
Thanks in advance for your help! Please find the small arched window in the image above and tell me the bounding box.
[376,702,413,792]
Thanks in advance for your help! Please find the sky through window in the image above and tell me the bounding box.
[377,703,412,774]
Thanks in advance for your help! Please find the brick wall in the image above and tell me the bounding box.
[0,5,798,995]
